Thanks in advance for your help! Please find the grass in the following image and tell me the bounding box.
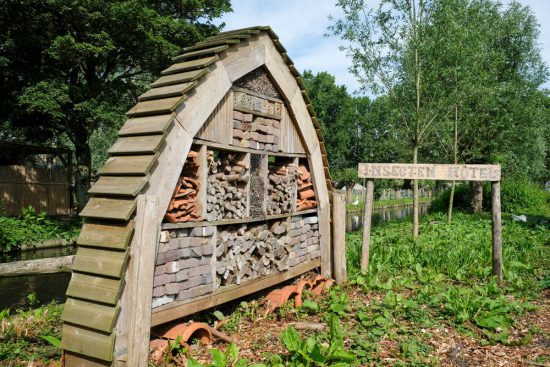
[347,197,432,212]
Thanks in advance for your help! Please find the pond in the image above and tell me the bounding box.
[346,202,431,231]
[0,245,76,310]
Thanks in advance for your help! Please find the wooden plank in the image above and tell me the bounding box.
[492,181,503,286]
[151,259,320,326]
[193,138,306,158]
[78,221,134,250]
[126,196,160,367]
[138,81,196,101]
[221,35,266,82]
[88,176,149,197]
[361,179,374,272]
[66,272,122,305]
[64,352,112,367]
[99,154,158,176]
[80,197,136,221]
[151,69,208,88]
[195,91,233,145]
[62,324,115,362]
[162,208,318,230]
[161,55,218,75]
[172,45,229,62]
[184,38,243,52]
[108,135,164,155]
[118,115,173,136]
[332,192,347,284]
[358,163,502,181]
[62,298,120,333]
[72,247,128,278]
[126,96,187,117]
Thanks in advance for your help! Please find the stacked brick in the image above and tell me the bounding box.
[232,112,281,152]
[152,226,215,309]
[288,215,321,267]
[267,163,298,215]
[215,215,320,288]
[206,151,249,221]
[297,164,317,211]
[164,150,202,223]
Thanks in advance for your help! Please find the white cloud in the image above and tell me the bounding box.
[218,0,550,93]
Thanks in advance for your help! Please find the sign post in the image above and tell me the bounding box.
[358,163,503,285]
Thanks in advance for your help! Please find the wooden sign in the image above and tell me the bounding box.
[358,163,501,182]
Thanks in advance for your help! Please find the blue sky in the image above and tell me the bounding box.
[217,0,550,94]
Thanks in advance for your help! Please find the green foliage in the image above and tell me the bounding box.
[500,179,550,216]
[0,207,81,252]
[0,302,63,363]
[188,343,257,367]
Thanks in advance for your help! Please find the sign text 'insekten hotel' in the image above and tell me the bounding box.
[358,163,501,181]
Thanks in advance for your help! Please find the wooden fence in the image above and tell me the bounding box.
[0,165,71,216]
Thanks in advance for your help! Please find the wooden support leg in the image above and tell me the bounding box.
[491,181,503,286]
[332,192,347,284]
[361,179,374,272]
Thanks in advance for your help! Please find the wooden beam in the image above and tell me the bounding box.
[126,195,160,367]
[138,82,197,101]
[126,96,187,117]
[66,273,122,306]
[193,138,306,158]
[62,298,120,333]
[358,163,501,181]
[0,256,73,277]
[151,259,320,326]
[88,176,149,197]
[161,55,218,75]
[492,181,503,286]
[99,154,158,176]
[62,324,115,362]
[172,45,229,62]
[118,115,173,137]
[151,69,208,88]
[78,221,134,250]
[332,192,347,284]
[108,135,165,156]
[71,247,128,278]
[361,179,374,272]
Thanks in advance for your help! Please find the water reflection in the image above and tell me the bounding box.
[0,272,71,310]
[0,245,76,263]
[346,203,430,231]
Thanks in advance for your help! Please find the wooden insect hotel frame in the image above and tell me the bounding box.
[61,26,334,366]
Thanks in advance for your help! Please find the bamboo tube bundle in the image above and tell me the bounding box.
[164,150,202,223]
[206,151,249,221]
[296,164,316,211]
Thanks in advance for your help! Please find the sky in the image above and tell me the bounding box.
[217,0,550,95]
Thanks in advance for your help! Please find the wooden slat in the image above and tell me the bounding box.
[126,96,187,117]
[118,115,173,137]
[99,154,158,176]
[88,175,148,197]
[78,221,134,250]
[66,272,122,305]
[172,45,228,62]
[138,81,196,102]
[273,39,287,53]
[72,247,128,278]
[195,91,233,145]
[62,298,120,333]
[150,69,207,88]
[109,135,164,155]
[64,352,112,367]
[184,38,243,52]
[161,55,218,76]
[62,324,115,362]
[80,197,136,221]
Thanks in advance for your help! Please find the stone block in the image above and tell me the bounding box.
[233,129,244,139]
[153,274,169,287]
[154,266,165,276]
[188,264,211,277]
[164,249,180,262]
[152,295,175,309]
[176,269,188,282]
[243,113,253,122]
[165,261,180,274]
[152,286,165,298]
[168,239,179,251]
[155,253,166,266]
[177,284,212,301]
[177,229,189,237]
[159,231,170,243]
[158,242,170,254]
[303,216,319,224]
[164,282,180,295]
[233,110,244,121]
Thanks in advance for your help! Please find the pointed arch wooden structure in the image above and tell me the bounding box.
[61,26,333,366]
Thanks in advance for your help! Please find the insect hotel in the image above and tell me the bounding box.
[61,26,334,366]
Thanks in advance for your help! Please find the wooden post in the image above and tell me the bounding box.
[126,195,160,367]
[361,179,374,272]
[332,191,347,284]
[491,181,503,286]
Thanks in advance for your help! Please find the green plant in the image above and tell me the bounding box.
[188,343,255,367]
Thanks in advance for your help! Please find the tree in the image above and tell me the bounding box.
[329,0,448,237]
[0,0,231,211]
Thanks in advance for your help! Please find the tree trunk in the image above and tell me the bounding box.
[471,181,483,214]
[74,140,91,213]
[412,144,419,238]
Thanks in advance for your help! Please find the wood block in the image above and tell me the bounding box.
[64,352,112,367]
[138,81,197,101]
[151,69,208,88]
[79,197,136,221]
[62,298,120,333]
[66,273,122,305]
[99,154,158,176]
[161,55,218,75]
[88,176,148,197]
[108,135,164,155]
[126,96,187,117]
[62,324,115,362]
[118,115,173,137]
[78,221,134,250]
[172,45,229,62]
[72,247,128,278]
